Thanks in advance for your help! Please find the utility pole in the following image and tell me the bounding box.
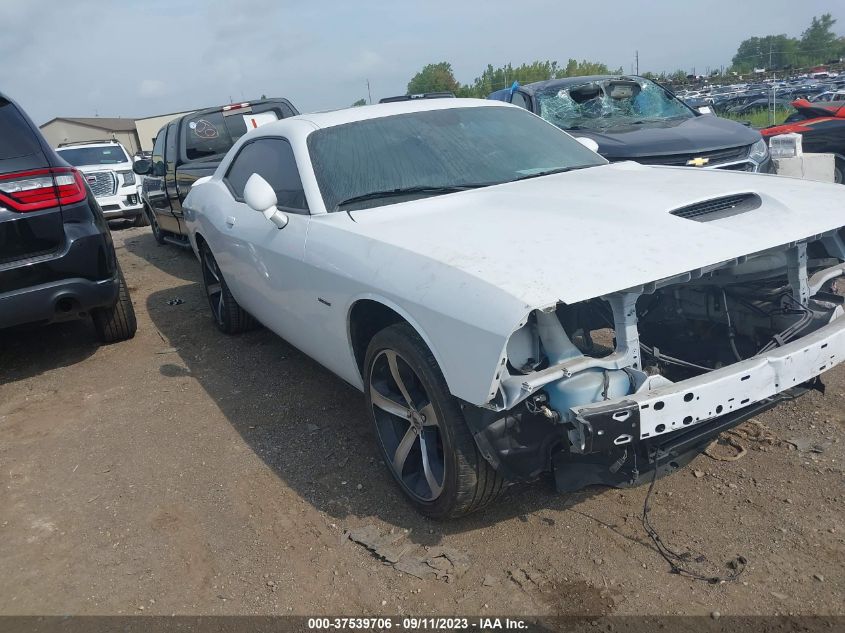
[635,50,639,75]
[367,79,372,105]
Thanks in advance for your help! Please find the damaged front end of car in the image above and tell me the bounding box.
[462,229,845,492]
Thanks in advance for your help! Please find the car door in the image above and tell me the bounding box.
[145,126,180,233]
[216,137,313,347]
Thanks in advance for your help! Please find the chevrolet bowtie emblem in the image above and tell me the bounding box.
[686,156,710,167]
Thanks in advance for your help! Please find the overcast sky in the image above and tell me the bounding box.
[1,0,840,124]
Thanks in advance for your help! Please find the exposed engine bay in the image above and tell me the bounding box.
[463,231,845,489]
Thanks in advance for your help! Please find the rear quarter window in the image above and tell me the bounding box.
[182,102,293,161]
[0,99,42,161]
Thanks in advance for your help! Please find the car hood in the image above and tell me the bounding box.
[570,115,760,160]
[347,161,845,310]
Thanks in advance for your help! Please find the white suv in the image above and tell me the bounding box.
[55,140,146,225]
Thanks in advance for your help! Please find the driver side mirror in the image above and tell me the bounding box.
[133,159,151,175]
[244,173,288,229]
[575,137,600,153]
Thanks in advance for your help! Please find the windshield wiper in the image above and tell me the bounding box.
[511,165,589,182]
[334,183,496,211]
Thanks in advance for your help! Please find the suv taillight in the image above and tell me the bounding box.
[0,167,87,212]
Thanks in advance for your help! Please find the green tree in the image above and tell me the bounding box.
[556,59,621,78]
[407,62,460,94]
[729,14,845,73]
[351,98,367,107]
[668,69,687,84]
[731,34,798,71]
[464,61,560,97]
[461,59,622,98]
[799,13,842,64]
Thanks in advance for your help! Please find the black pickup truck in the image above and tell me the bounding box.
[133,98,299,246]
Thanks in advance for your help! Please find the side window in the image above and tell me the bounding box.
[151,128,166,177]
[0,99,42,161]
[510,91,529,110]
[224,138,308,212]
[165,121,179,166]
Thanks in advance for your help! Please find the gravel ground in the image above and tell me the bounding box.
[0,224,843,617]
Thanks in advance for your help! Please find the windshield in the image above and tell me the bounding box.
[536,77,694,131]
[307,106,606,212]
[57,145,128,166]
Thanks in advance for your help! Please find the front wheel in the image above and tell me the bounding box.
[146,205,166,245]
[835,158,843,185]
[200,242,256,334]
[364,323,504,519]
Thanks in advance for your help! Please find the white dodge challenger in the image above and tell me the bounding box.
[182,98,845,519]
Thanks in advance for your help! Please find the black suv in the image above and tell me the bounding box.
[0,92,136,342]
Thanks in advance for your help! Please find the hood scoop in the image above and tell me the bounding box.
[670,193,761,222]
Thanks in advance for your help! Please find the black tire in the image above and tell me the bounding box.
[92,265,137,344]
[364,323,504,519]
[835,158,844,185]
[132,210,149,227]
[147,205,166,245]
[200,242,256,334]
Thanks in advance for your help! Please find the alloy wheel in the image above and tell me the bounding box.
[370,349,446,501]
[201,248,225,326]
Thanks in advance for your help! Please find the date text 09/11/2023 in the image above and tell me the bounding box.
[306,616,529,630]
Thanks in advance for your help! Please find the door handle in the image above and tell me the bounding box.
[225,216,236,228]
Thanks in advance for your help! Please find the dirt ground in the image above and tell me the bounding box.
[1,224,843,618]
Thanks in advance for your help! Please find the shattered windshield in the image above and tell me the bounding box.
[536,77,694,131]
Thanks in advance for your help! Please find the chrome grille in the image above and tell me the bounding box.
[670,193,761,222]
[634,145,751,168]
[84,171,116,198]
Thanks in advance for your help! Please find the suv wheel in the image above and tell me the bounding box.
[364,323,504,519]
[200,242,256,334]
[92,265,137,344]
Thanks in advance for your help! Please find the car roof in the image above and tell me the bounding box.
[275,98,511,131]
[517,75,639,96]
[57,140,127,149]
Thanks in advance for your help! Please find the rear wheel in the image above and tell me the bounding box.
[835,158,844,185]
[364,323,504,519]
[92,265,137,344]
[200,242,256,334]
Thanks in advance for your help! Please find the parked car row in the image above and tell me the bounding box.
[5,85,845,520]
[676,75,845,115]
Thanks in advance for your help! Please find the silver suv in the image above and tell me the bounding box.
[56,140,146,226]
